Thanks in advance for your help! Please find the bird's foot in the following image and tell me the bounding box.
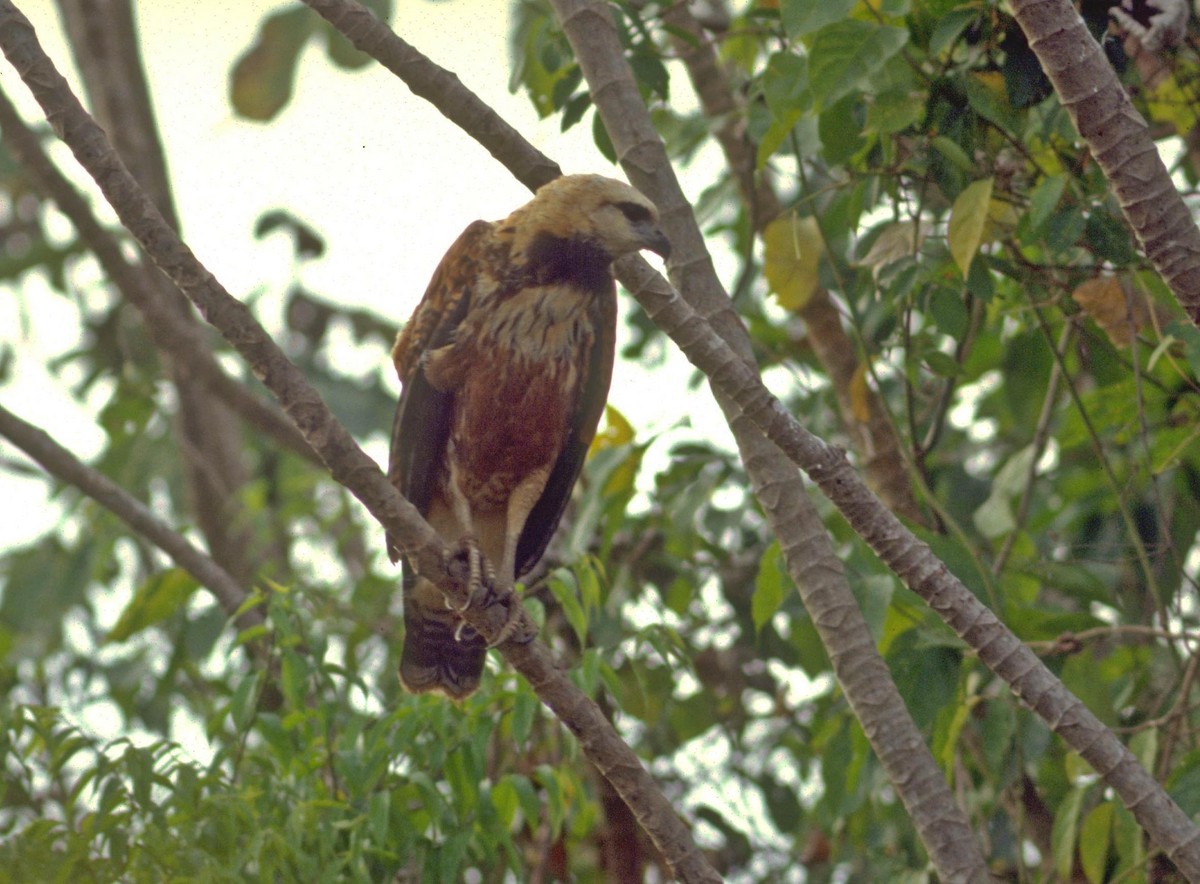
[484,586,536,648]
[441,538,536,647]
[443,535,494,614]
[449,582,536,647]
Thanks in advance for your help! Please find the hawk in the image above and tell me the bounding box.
[388,175,670,698]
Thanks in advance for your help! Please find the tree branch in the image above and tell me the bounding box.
[0,5,719,881]
[555,2,991,879]
[0,403,264,631]
[0,86,320,466]
[1010,0,1200,325]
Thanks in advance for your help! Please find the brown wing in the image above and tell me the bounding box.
[387,220,492,565]
[513,280,618,577]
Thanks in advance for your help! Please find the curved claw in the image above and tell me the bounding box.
[485,596,537,648]
[443,535,489,612]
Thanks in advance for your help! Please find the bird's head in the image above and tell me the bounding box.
[504,174,671,264]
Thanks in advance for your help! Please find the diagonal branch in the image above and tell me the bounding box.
[0,5,719,881]
[0,402,263,631]
[295,0,1200,872]
[563,2,988,879]
[1010,0,1200,325]
[0,87,320,466]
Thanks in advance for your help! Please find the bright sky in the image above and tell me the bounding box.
[0,0,733,549]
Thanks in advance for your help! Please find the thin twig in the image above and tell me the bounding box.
[992,322,1074,576]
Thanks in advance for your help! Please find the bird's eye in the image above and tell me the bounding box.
[615,201,653,224]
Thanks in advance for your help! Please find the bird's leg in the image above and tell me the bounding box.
[480,468,553,648]
[440,471,493,614]
[441,465,538,647]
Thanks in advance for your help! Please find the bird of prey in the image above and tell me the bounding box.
[387,175,670,698]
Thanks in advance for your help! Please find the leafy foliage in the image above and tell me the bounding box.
[4,0,1200,881]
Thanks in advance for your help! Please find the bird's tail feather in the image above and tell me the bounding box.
[400,581,486,699]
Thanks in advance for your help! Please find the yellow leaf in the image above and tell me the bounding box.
[589,404,635,455]
[1080,802,1114,884]
[1072,276,1151,347]
[763,214,823,311]
[1147,73,1200,136]
[948,177,993,277]
[849,362,872,423]
[986,197,1021,233]
[589,405,641,497]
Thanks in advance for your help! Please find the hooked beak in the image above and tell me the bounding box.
[639,223,671,260]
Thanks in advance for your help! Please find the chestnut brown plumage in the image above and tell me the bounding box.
[388,175,670,698]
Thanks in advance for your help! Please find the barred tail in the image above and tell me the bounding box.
[400,579,486,699]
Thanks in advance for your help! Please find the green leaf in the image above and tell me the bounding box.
[866,89,924,135]
[808,21,909,109]
[1130,727,1158,773]
[230,672,261,731]
[759,772,803,832]
[752,541,787,632]
[948,177,993,277]
[106,569,199,643]
[929,8,979,56]
[923,350,963,378]
[547,569,588,645]
[1025,174,1066,236]
[592,109,617,163]
[629,51,669,101]
[761,52,810,120]
[1079,801,1113,884]
[510,683,537,747]
[781,0,856,39]
[1051,786,1087,880]
[1168,751,1200,816]
[1113,803,1146,874]
[928,288,968,338]
[229,7,315,121]
[668,692,716,743]
[934,696,974,770]
[965,71,1018,133]
[819,94,866,163]
[368,791,390,845]
[931,134,973,173]
[491,776,520,829]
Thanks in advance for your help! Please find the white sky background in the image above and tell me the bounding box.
[0,0,737,549]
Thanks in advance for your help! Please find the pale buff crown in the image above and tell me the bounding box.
[499,174,670,262]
